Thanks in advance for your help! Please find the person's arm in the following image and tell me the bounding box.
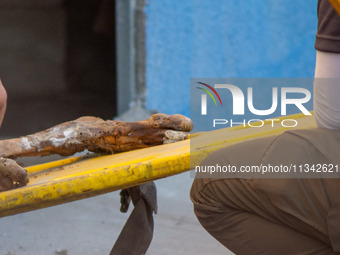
[0,79,7,126]
[314,0,340,129]
[0,80,28,191]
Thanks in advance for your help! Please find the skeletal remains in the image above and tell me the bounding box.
[0,114,193,192]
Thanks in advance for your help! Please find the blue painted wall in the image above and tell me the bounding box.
[145,0,318,117]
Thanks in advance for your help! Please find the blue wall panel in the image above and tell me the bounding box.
[145,0,318,116]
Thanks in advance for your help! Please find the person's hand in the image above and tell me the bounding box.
[0,158,28,192]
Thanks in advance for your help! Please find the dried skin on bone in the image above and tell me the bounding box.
[0,114,193,159]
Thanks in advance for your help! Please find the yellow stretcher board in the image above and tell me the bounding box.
[0,113,316,217]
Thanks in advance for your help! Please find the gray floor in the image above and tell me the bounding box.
[0,170,231,255]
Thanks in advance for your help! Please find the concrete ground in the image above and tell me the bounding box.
[0,170,232,255]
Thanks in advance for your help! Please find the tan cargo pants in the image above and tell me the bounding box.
[191,129,340,255]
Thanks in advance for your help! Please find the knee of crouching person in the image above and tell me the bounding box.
[190,177,221,224]
[190,177,201,204]
[190,177,211,210]
[190,177,206,220]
